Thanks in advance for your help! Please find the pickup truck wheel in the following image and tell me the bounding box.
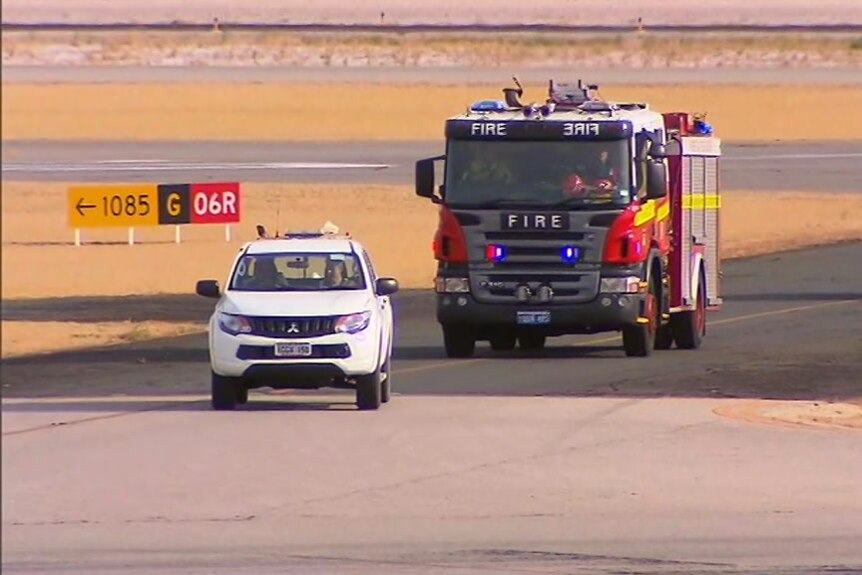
[622,278,658,357]
[236,385,249,404]
[672,275,706,349]
[211,372,240,410]
[356,368,382,411]
[380,357,392,404]
[489,331,517,351]
[518,333,546,350]
[443,325,476,358]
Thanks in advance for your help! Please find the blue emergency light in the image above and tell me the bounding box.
[486,244,507,262]
[561,245,580,263]
[470,100,508,113]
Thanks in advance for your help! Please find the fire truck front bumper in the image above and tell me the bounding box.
[436,292,644,335]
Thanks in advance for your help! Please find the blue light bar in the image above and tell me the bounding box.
[470,100,508,113]
[561,245,580,263]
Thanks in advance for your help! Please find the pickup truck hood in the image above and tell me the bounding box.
[219,290,374,317]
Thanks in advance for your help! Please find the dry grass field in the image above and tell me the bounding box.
[5,29,861,68]
[3,181,861,356]
[3,182,861,301]
[4,83,862,142]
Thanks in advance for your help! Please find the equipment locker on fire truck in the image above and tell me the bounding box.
[415,78,722,358]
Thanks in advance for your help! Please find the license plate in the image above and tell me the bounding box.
[274,342,312,357]
[516,311,551,325]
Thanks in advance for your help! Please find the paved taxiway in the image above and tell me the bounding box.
[4,139,862,191]
[2,242,861,575]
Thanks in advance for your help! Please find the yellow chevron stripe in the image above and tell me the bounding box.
[656,200,670,222]
[634,200,656,226]
[682,194,721,209]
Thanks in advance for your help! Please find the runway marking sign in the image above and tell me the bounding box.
[68,182,241,228]
[68,184,159,228]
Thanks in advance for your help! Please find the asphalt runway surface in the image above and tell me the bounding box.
[6,64,862,85]
[2,242,861,574]
[4,139,862,191]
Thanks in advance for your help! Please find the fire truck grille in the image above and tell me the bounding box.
[248,317,338,338]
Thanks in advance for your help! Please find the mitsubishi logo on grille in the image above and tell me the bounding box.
[286,322,300,334]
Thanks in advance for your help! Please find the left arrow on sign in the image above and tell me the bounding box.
[76,197,96,216]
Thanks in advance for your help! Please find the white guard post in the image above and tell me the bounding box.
[128,227,135,246]
[175,225,182,244]
[74,229,81,247]
[225,224,231,242]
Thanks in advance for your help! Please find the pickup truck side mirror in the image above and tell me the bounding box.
[416,155,445,203]
[196,279,221,298]
[375,277,399,296]
[645,159,667,200]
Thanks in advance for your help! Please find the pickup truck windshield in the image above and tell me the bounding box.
[444,139,632,208]
[230,252,366,292]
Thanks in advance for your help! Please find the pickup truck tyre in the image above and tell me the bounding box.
[622,277,658,357]
[236,385,249,404]
[672,274,706,350]
[211,371,241,410]
[489,331,517,351]
[443,325,476,358]
[380,357,392,404]
[356,366,382,411]
[518,333,546,350]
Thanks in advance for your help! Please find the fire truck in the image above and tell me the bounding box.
[415,78,722,358]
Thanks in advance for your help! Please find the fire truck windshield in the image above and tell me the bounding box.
[444,139,632,208]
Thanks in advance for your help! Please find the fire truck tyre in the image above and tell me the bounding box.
[443,326,476,358]
[672,274,706,350]
[356,368,382,411]
[518,333,546,350]
[489,331,517,351]
[622,278,658,357]
[211,372,241,410]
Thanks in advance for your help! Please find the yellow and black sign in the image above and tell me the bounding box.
[68,185,159,228]
[68,183,241,228]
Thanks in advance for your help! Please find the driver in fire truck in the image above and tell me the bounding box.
[562,142,620,199]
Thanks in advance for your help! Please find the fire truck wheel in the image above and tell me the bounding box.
[518,333,546,350]
[655,323,674,350]
[672,274,706,349]
[622,278,658,357]
[443,325,476,358]
[489,331,517,351]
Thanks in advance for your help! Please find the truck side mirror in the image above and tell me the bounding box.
[415,155,445,203]
[196,279,221,298]
[649,144,667,159]
[645,160,667,200]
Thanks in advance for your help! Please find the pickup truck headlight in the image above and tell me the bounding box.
[334,311,372,334]
[435,277,470,293]
[218,312,253,335]
[600,276,642,294]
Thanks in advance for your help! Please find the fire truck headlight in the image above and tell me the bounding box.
[436,277,470,293]
[600,276,641,294]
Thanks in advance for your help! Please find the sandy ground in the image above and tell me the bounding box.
[4,83,862,142]
[4,0,862,26]
[0,320,203,358]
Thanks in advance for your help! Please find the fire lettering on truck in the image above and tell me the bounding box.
[563,123,600,137]
[471,123,507,136]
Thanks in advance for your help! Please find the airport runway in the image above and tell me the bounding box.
[2,242,861,574]
[6,64,862,85]
[4,139,862,191]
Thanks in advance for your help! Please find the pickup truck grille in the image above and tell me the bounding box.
[248,316,337,338]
